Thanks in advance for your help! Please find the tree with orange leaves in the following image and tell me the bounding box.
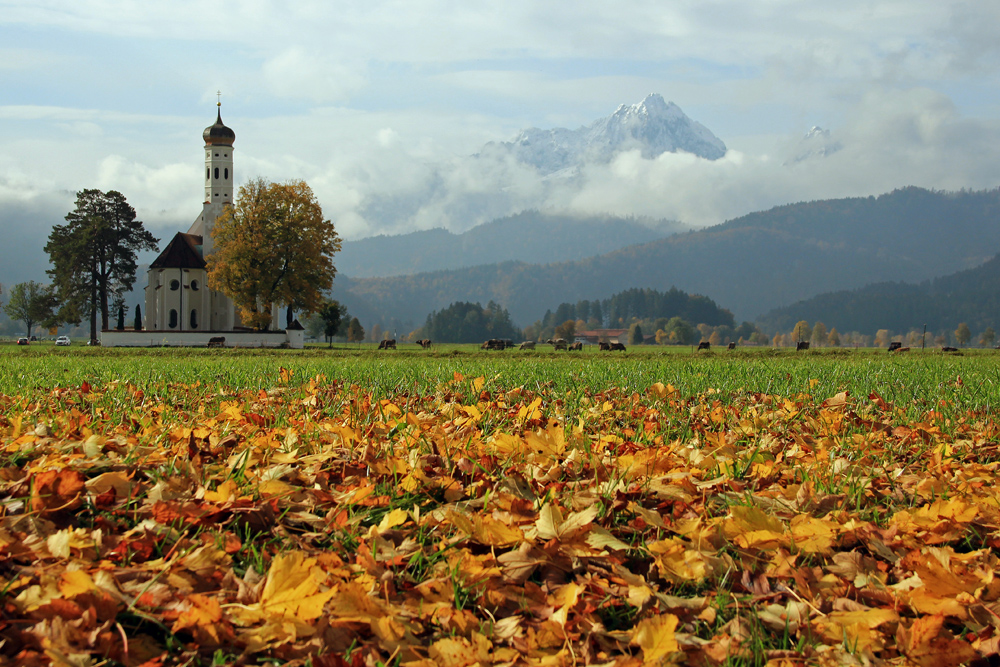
[208,178,341,330]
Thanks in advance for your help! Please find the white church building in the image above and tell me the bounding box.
[101,105,303,348]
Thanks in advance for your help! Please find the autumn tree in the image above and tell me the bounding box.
[955,322,971,347]
[347,317,365,343]
[46,190,158,343]
[811,321,828,347]
[874,329,891,347]
[208,178,341,330]
[792,320,811,343]
[828,327,841,347]
[4,281,58,337]
[981,327,996,348]
[554,319,576,341]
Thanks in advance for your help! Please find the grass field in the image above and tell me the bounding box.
[0,345,997,665]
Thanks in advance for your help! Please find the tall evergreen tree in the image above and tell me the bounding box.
[45,190,158,343]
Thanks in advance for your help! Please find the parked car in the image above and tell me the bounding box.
[16,337,28,346]
[55,336,71,346]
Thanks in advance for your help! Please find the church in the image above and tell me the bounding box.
[101,105,303,348]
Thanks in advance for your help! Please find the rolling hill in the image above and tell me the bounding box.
[336,211,679,278]
[334,187,1000,330]
[756,253,1000,336]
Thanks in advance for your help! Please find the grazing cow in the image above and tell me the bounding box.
[896,347,910,352]
[414,338,432,348]
[942,346,959,352]
[796,341,810,351]
[609,342,626,351]
[727,341,736,350]
[208,336,226,348]
[482,338,506,350]
[519,341,535,350]
[887,342,902,352]
[697,341,711,351]
[598,341,611,351]
[546,338,568,350]
[568,341,583,351]
[378,339,396,350]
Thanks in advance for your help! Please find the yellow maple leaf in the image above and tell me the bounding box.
[632,614,679,664]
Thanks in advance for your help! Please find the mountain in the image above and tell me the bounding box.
[479,94,727,175]
[334,187,1000,330]
[336,211,681,278]
[756,254,1000,336]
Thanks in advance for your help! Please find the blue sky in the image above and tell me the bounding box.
[2,0,999,265]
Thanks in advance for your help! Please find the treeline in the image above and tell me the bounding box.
[414,301,521,343]
[770,319,996,349]
[525,287,768,345]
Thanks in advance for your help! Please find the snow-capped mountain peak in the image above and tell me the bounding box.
[481,94,727,175]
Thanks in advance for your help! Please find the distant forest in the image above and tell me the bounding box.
[757,253,1000,341]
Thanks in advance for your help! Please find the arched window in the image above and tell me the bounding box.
[214,167,219,179]
[169,279,180,291]
[168,309,178,329]
[224,168,229,180]
[190,280,200,291]
[190,310,198,329]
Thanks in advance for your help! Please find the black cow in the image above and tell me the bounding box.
[598,341,611,351]
[609,342,626,351]
[942,346,959,352]
[207,336,226,348]
[796,341,810,351]
[887,341,902,352]
[727,341,736,350]
[378,339,396,350]
[697,341,711,351]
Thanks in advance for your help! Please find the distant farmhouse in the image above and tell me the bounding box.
[102,105,303,348]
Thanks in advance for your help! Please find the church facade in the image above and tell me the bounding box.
[144,106,240,333]
[101,106,302,348]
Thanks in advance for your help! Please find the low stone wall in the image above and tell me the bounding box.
[100,330,303,349]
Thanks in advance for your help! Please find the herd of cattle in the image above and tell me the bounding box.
[372,339,961,352]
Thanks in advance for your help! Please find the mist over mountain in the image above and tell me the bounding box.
[479,94,727,176]
[335,187,1000,331]
[337,211,682,278]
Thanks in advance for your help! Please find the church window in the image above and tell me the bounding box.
[224,168,228,180]
[190,310,198,329]
[170,280,180,291]
[206,167,210,180]
[169,310,178,329]
[214,167,219,179]
[215,153,219,157]
[190,280,200,291]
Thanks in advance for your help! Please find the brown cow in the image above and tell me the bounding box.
[546,338,568,351]
[697,341,711,351]
[609,342,626,351]
[519,341,536,350]
[598,341,611,351]
[414,338,432,348]
[568,341,583,351]
[482,339,505,350]
[942,346,959,352]
[378,339,396,350]
[727,341,736,350]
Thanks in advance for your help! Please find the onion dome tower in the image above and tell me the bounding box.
[203,102,235,205]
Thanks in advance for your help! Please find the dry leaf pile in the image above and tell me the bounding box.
[0,371,997,666]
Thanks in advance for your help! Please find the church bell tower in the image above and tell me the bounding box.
[201,101,236,255]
